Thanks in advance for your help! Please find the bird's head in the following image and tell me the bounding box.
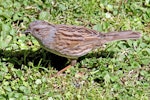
[24,20,55,39]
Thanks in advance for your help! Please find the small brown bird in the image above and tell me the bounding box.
[24,20,141,74]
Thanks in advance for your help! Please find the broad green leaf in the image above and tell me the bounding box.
[93,24,102,32]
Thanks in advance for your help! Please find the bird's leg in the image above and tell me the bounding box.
[57,59,77,75]
[70,59,77,66]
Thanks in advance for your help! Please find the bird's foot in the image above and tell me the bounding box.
[56,65,72,75]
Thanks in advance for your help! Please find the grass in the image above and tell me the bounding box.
[0,0,150,99]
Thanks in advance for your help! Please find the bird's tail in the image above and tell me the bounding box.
[103,30,141,43]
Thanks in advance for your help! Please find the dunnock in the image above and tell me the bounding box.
[24,20,141,74]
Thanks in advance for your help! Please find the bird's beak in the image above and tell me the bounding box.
[23,29,31,34]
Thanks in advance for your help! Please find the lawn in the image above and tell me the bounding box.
[0,0,150,99]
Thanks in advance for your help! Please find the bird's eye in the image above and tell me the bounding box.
[35,28,39,32]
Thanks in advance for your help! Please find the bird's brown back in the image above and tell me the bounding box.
[44,24,106,58]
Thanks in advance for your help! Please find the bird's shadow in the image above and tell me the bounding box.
[0,48,115,71]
